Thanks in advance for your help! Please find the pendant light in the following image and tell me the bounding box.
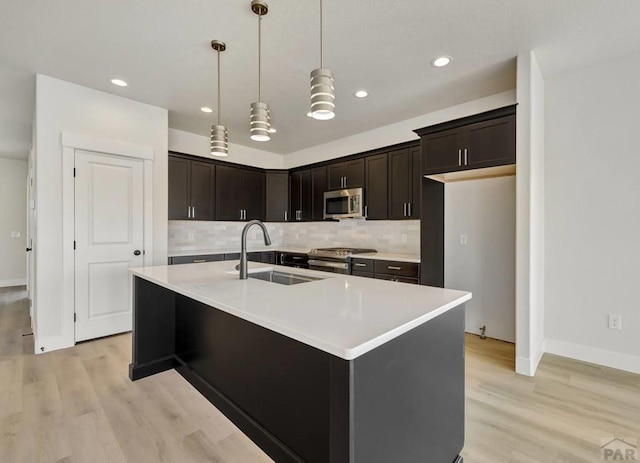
[250,1,271,141]
[310,0,335,120]
[210,40,229,156]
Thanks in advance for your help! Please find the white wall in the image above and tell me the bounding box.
[0,157,28,287]
[34,74,168,353]
[515,52,546,376]
[445,177,516,342]
[544,52,640,374]
[284,91,517,169]
[169,128,285,169]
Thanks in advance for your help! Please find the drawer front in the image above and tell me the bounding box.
[350,258,374,274]
[261,251,276,264]
[247,252,262,263]
[374,260,420,278]
[170,254,223,265]
[374,274,420,285]
[224,252,241,261]
[351,270,374,279]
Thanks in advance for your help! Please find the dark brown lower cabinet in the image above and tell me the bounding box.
[350,258,420,284]
[131,277,466,463]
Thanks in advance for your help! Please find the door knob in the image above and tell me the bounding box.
[133,250,141,256]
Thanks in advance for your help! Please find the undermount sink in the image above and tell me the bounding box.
[248,270,325,286]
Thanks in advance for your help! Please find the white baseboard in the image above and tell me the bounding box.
[515,338,545,377]
[0,278,27,288]
[545,339,640,375]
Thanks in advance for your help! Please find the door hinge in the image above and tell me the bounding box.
[73,313,76,322]
[73,241,76,250]
[73,168,76,177]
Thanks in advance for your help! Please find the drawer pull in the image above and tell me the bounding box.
[193,259,207,263]
[355,263,368,267]
[388,266,402,270]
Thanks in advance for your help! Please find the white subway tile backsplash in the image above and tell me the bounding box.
[168,221,284,253]
[168,220,420,255]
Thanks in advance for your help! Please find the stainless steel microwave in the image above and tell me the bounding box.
[323,188,364,219]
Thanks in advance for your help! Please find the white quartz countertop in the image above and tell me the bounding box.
[169,248,420,263]
[131,261,470,360]
[168,247,311,258]
[352,252,420,263]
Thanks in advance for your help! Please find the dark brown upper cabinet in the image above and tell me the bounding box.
[327,158,365,190]
[415,105,516,176]
[311,166,328,221]
[290,170,312,221]
[364,153,388,220]
[388,148,421,220]
[215,164,265,221]
[265,171,289,222]
[168,155,215,221]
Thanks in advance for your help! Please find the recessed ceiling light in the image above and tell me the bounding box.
[111,78,128,87]
[200,107,213,113]
[354,90,369,98]
[268,127,277,133]
[431,56,452,68]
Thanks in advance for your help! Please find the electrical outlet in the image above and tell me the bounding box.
[608,314,622,331]
[187,233,195,241]
[11,231,21,238]
[401,234,408,243]
[460,234,468,245]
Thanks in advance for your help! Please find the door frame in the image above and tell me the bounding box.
[61,132,154,345]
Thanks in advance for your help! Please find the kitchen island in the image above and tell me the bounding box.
[129,261,471,463]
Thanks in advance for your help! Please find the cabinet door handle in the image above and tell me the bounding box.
[193,259,206,263]
[364,205,368,218]
[388,266,402,270]
[192,206,195,218]
[284,211,288,221]
[403,203,407,217]
[408,203,412,217]
[458,149,462,166]
[355,263,367,267]
[187,206,191,219]
[464,148,468,165]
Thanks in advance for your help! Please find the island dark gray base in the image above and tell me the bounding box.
[129,277,465,463]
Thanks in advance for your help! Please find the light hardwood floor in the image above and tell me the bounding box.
[1,287,638,462]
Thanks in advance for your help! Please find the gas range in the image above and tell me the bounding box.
[309,247,377,259]
[308,247,377,274]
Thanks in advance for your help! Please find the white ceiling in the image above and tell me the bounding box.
[2,0,640,160]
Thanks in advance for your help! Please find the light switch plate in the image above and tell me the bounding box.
[460,234,468,245]
[11,231,21,238]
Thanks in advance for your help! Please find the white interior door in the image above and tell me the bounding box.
[75,150,144,342]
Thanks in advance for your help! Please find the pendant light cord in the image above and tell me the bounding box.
[320,0,323,68]
[258,15,262,102]
[217,50,221,125]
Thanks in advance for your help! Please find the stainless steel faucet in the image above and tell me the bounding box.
[239,220,272,279]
